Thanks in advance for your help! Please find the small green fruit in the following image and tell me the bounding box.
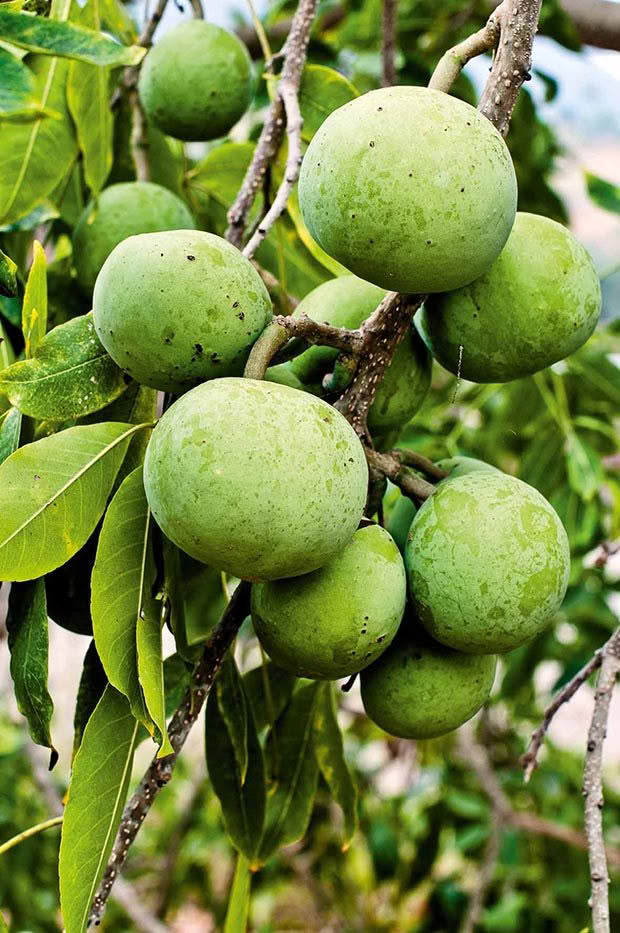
[361,625,497,739]
[386,494,416,555]
[93,230,272,393]
[73,181,195,293]
[138,21,253,142]
[417,213,602,382]
[299,86,517,293]
[406,472,570,653]
[144,378,368,580]
[252,524,406,679]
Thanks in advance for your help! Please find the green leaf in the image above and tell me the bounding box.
[243,661,296,732]
[256,210,331,300]
[6,577,57,765]
[286,185,348,276]
[0,10,145,65]
[0,910,7,932]
[224,853,251,933]
[136,583,172,756]
[0,421,146,581]
[258,682,320,862]
[215,652,248,784]
[59,685,139,933]
[0,246,18,297]
[0,46,57,123]
[0,407,22,465]
[313,682,358,849]
[22,237,47,356]
[72,639,107,759]
[51,158,84,225]
[565,433,603,502]
[98,0,136,45]
[205,653,266,860]
[0,312,129,420]
[586,172,620,215]
[298,64,358,142]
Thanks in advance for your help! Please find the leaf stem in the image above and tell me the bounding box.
[224,852,252,933]
[0,815,63,856]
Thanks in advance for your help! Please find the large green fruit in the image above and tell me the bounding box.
[138,21,252,142]
[252,524,406,680]
[361,625,497,739]
[73,181,195,292]
[298,86,517,294]
[144,378,368,580]
[93,230,272,393]
[289,275,432,431]
[406,472,570,653]
[417,213,602,382]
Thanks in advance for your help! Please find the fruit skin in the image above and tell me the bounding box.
[406,472,570,654]
[436,455,501,481]
[361,624,497,739]
[417,212,602,383]
[73,181,195,293]
[387,494,416,555]
[93,230,272,393]
[138,21,253,142]
[298,86,517,294]
[252,524,406,680]
[144,378,368,581]
[288,275,432,431]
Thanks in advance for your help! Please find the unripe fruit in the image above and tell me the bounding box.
[299,86,517,294]
[144,378,368,580]
[93,230,272,393]
[252,525,406,679]
[417,213,602,382]
[138,21,253,142]
[361,626,497,739]
[436,455,501,481]
[288,276,432,431]
[73,181,195,293]
[406,472,570,653]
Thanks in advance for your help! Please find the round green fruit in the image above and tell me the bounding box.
[406,472,570,653]
[252,524,406,680]
[73,181,195,293]
[417,212,602,383]
[289,275,432,431]
[93,230,272,393]
[138,21,252,142]
[298,86,517,294]
[361,625,497,739]
[144,378,368,581]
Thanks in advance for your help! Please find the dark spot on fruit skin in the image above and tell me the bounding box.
[232,301,239,308]
[211,353,221,364]
[187,255,195,261]
[194,343,203,354]
[369,140,375,148]
[237,312,245,321]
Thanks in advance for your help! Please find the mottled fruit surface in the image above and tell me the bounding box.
[73,182,195,292]
[289,275,432,430]
[252,524,406,679]
[417,213,601,382]
[406,472,570,653]
[93,230,272,393]
[299,87,517,293]
[138,21,252,141]
[361,625,497,739]
[144,378,368,580]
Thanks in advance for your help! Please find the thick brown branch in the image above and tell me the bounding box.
[276,313,362,353]
[381,0,398,87]
[87,581,252,929]
[365,448,436,501]
[393,449,448,480]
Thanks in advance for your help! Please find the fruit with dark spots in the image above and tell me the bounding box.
[144,378,368,580]
[417,213,601,382]
[405,472,570,653]
[251,524,406,679]
[93,230,272,393]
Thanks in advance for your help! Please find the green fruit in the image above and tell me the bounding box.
[298,87,517,294]
[436,456,501,481]
[406,472,570,653]
[138,21,253,142]
[264,361,306,391]
[289,275,432,431]
[73,181,195,293]
[386,494,416,555]
[417,213,601,383]
[93,230,272,393]
[252,524,406,679]
[361,626,497,739]
[144,378,368,580]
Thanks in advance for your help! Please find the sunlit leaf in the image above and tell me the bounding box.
[243,661,296,733]
[22,238,47,356]
[586,172,620,215]
[0,246,18,297]
[0,407,22,465]
[0,46,57,123]
[72,639,107,759]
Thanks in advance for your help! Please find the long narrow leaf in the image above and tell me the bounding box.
[22,238,47,356]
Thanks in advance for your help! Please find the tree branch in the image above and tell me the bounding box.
[381,0,398,87]
[429,17,500,93]
[393,449,448,480]
[364,448,436,501]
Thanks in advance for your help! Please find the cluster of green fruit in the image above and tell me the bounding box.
[75,24,599,740]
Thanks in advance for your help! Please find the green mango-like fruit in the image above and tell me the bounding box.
[417,213,602,382]
[288,275,432,431]
[298,86,517,294]
[144,378,368,580]
[361,625,497,739]
[252,524,406,680]
[406,472,570,653]
[138,21,253,142]
[73,181,195,292]
[436,455,501,481]
[93,230,272,393]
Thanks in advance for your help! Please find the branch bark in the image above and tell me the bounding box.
[381,0,398,87]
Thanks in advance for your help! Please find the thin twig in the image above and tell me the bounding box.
[364,448,435,501]
[244,321,290,379]
[189,0,203,18]
[381,0,398,87]
[276,313,362,353]
[245,0,272,62]
[0,815,63,856]
[393,449,448,480]
[429,16,500,93]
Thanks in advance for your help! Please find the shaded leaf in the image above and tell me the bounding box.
[136,582,172,756]
[59,685,139,933]
[586,172,620,215]
[215,652,248,785]
[6,577,56,764]
[0,46,57,123]
[22,238,47,356]
[0,421,146,581]
[243,661,296,732]
[286,185,348,276]
[72,639,107,759]
[313,682,358,848]
[99,0,136,45]
[0,407,22,465]
[0,246,18,297]
[565,433,603,502]
[51,158,84,225]
[298,64,358,141]
[163,653,190,716]
[0,312,129,420]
